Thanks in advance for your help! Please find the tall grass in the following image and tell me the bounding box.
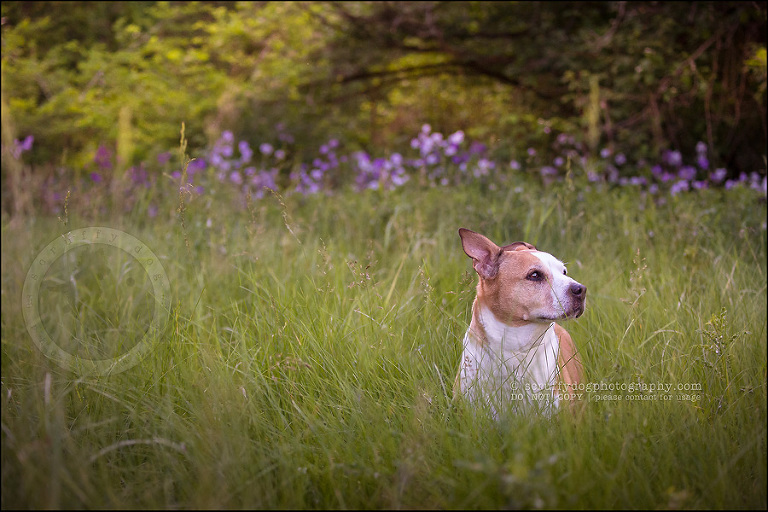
[1,179,766,509]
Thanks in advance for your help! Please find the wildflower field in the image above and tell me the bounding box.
[2,2,767,509]
[2,123,766,509]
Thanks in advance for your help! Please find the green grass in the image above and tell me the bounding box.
[2,181,766,509]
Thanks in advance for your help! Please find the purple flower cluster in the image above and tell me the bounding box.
[9,125,768,220]
[291,138,339,194]
[199,124,504,199]
[10,135,34,159]
[86,144,162,194]
[526,134,767,197]
[203,130,286,199]
[641,142,765,195]
[353,151,409,191]
[406,125,497,186]
[197,127,766,200]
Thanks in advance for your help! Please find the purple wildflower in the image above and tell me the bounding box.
[678,166,697,181]
[692,180,708,190]
[20,135,34,151]
[220,143,233,158]
[448,130,464,146]
[129,165,149,187]
[469,142,486,155]
[259,143,274,155]
[212,155,231,172]
[670,180,690,195]
[94,145,113,171]
[474,159,494,177]
[710,168,727,183]
[419,137,435,156]
[239,141,253,163]
[13,135,34,158]
[392,168,409,186]
[157,151,172,165]
[663,150,682,167]
[188,158,206,174]
[540,166,558,176]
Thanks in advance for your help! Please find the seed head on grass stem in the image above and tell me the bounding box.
[176,122,193,254]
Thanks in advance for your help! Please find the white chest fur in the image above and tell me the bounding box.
[458,306,561,413]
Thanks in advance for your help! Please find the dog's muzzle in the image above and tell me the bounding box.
[568,282,586,318]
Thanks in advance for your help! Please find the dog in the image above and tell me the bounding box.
[454,228,586,414]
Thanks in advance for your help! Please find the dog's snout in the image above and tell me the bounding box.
[570,282,586,297]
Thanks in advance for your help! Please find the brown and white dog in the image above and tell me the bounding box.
[454,228,586,415]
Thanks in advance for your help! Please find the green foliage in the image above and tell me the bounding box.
[2,1,766,177]
[1,2,331,168]
[320,1,767,170]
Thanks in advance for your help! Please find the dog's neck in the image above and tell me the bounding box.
[470,303,552,353]
[471,299,553,353]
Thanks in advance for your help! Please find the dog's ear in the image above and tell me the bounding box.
[458,228,502,280]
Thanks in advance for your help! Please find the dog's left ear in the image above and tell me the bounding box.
[459,228,502,280]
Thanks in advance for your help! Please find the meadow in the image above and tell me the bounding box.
[1,165,766,508]
[3,2,766,508]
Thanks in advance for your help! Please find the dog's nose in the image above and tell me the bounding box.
[570,283,586,297]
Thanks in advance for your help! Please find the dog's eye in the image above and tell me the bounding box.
[563,269,567,275]
[527,271,544,281]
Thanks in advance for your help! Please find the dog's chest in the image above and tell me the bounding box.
[459,321,561,410]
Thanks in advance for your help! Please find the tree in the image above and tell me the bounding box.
[309,1,767,173]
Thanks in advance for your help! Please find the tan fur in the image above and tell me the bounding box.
[476,250,556,327]
[554,323,584,411]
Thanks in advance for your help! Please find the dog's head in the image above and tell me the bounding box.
[459,228,586,326]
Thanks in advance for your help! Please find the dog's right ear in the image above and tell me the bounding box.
[458,228,501,280]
